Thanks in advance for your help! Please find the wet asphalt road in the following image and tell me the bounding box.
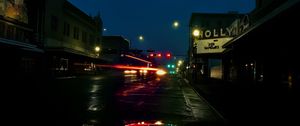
[5,71,224,126]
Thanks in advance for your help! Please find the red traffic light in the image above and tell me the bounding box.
[166,53,171,59]
[157,53,162,57]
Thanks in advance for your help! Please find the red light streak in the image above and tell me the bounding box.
[74,63,160,71]
[125,55,152,64]
[112,65,159,71]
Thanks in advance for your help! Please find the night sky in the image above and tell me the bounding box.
[68,0,255,56]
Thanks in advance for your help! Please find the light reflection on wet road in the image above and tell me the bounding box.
[47,71,224,125]
[114,75,193,120]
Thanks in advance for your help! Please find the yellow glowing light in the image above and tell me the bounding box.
[177,60,183,66]
[139,36,144,41]
[154,121,163,125]
[193,29,200,37]
[138,35,144,41]
[178,60,183,64]
[156,69,167,76]
[124,70,137,74]
[124,70,131,74]
[130,70,137,73]
[130,70,137,74]
[173,21,179,28]
[140,70,147,73]
[95,46,100,52]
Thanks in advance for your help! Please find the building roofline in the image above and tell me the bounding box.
[189,12,245,26]
[223,0,299,48]
[64,1,95,24]
[102,36,130,44]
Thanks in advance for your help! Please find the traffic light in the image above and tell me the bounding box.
[157,53,162,57]
[167,64,171,68]
[166,53,171,59]
[148,52,172,59]
[171,65,175,68]
[169,71,176,74]
[167,64,175,69]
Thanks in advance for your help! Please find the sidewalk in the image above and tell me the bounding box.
[183,77,299,126]
[176,77,227,126]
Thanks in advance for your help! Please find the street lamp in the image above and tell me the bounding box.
[173,21,179,28]
[138,35,144,41]
[178,60,183,66]
[193,29,200,37]
[95,46,100,52]
[192,28,201,48]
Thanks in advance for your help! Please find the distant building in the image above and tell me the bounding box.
[188,13,245,81]
[101,36,129,52]
[43,0,103,76]
[0,0,44,79]
[101,36,130,63]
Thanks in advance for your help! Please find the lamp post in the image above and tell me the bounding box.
[192,28,201,48]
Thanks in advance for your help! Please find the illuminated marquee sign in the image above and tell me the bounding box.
[198,28,232,39]
[196,37,233,54]
[197,15,250,39]
[195,15,249,54]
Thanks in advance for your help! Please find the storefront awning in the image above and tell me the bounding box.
[0,38,44,53]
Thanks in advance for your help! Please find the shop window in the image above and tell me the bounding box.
[54,58,68,71]
[82,31,87,42]
[6,25,15,40]
[63,22,70,36]
[89,34,94,43]
[73,26,79,40]
[16,28,24,42]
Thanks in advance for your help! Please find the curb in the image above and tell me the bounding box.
[181,78,226,122]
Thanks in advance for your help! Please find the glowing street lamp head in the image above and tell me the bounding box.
[193,29,200,37]
[178,60,183,66]
[139,36,144,41]
[178,60,183,64]
[173,21,179,28]
[95,46,100,52]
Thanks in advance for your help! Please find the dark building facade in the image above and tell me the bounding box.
[0,0,44,79]
[223,0,300,90]
[101,36,130,63]
[43,0,103,76]
[1,0,105,77]
[188,13,246,82]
